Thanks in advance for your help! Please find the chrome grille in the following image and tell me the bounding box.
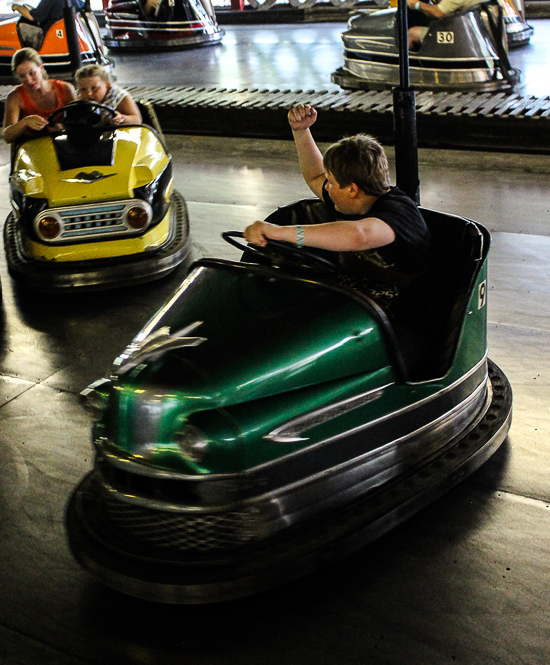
[59,203,127,238]
[35,199,151,243]
[104,498,261,552]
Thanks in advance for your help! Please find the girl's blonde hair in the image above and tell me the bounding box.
[75,64,112,84]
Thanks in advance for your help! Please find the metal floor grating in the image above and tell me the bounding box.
[1,85,548,152]
[123,85,550,118]
[124,85,550,152]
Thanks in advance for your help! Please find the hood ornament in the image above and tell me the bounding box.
[61,171,117,183]
[114,321,206,376]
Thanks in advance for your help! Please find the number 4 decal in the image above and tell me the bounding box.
[478,280,487,309]
[437,31,454,44]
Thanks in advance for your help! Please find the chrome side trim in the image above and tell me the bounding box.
[108,19,211,27]
[343,59,500,87]
[344,47,497,63]
[246,379,491,534]
[264,384,390,443]
[346,38,395,50]
[252,356,487,472]
[108,20,217,30]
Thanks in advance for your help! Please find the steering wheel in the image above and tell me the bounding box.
[223,231,338,273]
[48,100,117,129]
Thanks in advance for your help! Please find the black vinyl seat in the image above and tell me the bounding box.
[418,208,486,380]
[136,99,164,138]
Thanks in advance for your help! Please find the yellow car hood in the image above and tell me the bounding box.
[12,127,170,206]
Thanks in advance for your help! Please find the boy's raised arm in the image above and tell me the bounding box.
[288,104,327,200]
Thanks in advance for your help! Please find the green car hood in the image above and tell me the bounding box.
[115,262,394,409]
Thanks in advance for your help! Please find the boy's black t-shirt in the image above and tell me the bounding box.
[321,183,433,322]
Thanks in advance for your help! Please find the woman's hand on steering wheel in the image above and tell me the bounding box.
[24,114,48,132]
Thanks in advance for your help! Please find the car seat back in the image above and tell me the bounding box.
[136,99,165,140]
[417,208,487,380]
[16,18,45,51]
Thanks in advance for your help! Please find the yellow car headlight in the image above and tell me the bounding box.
[36,214,62,240]
[124,202,152,230]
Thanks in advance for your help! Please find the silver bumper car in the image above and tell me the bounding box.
[332,1,520,92]
[104,0,224,50]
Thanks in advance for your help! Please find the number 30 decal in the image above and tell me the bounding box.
[478,280,487,309]
[437,31,454,44]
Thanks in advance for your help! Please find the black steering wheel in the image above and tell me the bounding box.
[223,231,338,273]
[48,100,117,129]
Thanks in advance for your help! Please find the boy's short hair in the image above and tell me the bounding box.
[323,134,390,197]
[75,64,112,84]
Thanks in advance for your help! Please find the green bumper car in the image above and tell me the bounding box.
[66,200,512,604]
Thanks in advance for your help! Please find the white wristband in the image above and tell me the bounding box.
[415,1,420,9]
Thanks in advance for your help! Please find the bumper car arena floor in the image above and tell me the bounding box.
[1,19,550,665]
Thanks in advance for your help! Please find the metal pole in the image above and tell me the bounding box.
[64,0,82,75]
[393,0,420,204]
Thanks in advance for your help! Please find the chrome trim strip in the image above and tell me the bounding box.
[265,384,390,443]
[270,377,489,504]
[344,49,497,64]
[109,25,215,34]
[100,478,235,513]
[96,442,196,480]
[345,34,394,41]
[254,377,489,507]
[108,19,215,29]
[343,60,499,86]
[346,38,395,49]
[252,355,488,469]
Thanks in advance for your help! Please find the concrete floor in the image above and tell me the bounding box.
[1,18,550,665]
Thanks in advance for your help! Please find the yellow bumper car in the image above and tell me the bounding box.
[4,100,191,291]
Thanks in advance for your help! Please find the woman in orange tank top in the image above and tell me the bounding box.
[2,47,76,144]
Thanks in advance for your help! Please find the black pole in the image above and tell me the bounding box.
[64,0,82,74]
[393,0,420,204]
